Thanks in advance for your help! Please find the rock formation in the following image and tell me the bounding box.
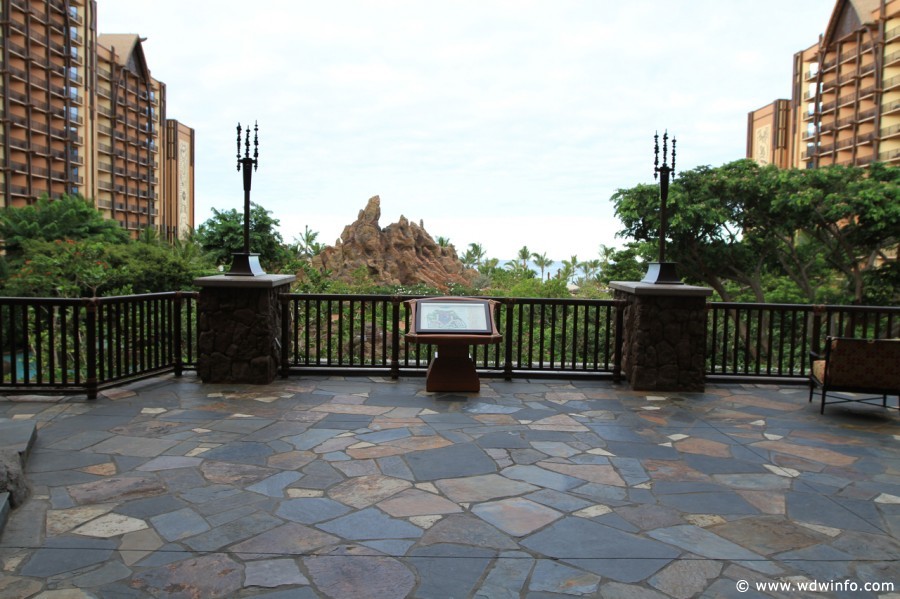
[312,196,473,290]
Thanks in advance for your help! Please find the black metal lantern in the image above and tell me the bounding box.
[641,131,683,285]
[228,121,265,276]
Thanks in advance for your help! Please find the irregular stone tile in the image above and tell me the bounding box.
[67,560,132,588]
[79,462,117,476]
[647,525,778,574]
[230,522,340,559]
[829,530,900,560]
[709,517,828,555]
[500,464,583,492]
[267,450,316,470]
[377,488,462,517]
[648,558,722,599]
[537,461,626,486]
[524,488,593,513]
[244,558,310,588]
[477,551,534,598]
[673,437,732,458]
[711,473,792,490]
[615,504,684,531]
[311,404,391,415]
[736,490,786,515]
[200,460,275,485]
[183,511,283,552]
[530,558,600,595]
[530,441,580,457]
[136,455,203,471]
[521,518,678,583]
[409,543,494,599]
[405,442,500,481]
[528,414,589,432]
[89,435,179,457]
[658,491,759,516]
[420,513,518,550]
[318,507,423,540]
[643,459,710,482]
[66,475,166,505]
[46,504,116,536]
[333,459,380,477]
[276,497,351,524]
[305,544,415,599]
[328,475,412,508]
[131,553,243,599]
[473,497,562,537]
[786,492,884,534]
[385,435,455,452]
[199,441,275,465]
[72,513,148,537]
[0,576,43,599]
[247,471,304,497]
[436,473,538,503]
[752,440,857,467]
[150,507,210,541]
[119,527,164,566]
[20,536,117,578]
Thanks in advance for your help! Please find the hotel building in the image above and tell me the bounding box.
[748,0,900,169]
[1,0,194,239]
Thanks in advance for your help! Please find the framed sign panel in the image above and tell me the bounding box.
[414,299,493,335]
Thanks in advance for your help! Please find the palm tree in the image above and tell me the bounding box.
[578,259,601,284]
[436,236,450,248]
[560,254,578,283]
[532,251,553,280]
[292,225,323,260]
[516,246,531,270]
[462,242,486,269]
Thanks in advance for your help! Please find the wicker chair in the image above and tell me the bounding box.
[809,336,900,415]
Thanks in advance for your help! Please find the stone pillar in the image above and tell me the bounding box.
[194,274,295,384]
[610,281,712,392]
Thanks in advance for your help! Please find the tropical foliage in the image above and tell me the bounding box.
[611,160,899,305]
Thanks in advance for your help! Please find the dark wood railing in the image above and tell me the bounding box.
[2,292,896,398]
[0,292,198,398]
[279,295,625,381]
[707,302,899,381]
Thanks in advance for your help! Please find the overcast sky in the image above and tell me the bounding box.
[100,0,835,261]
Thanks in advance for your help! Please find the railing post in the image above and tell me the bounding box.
[613,299,624,383]
[504,299,514,381]
[390,297,401,380]
[84,298,98,400]
[280,295,290,378]
[174,292,184,377]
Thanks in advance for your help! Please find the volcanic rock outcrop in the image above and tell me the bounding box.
[312,196,474,290]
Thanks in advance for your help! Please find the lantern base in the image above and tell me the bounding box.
[641,262,683,285]
[228,253,266,276]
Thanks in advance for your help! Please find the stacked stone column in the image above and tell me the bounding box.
[195,274,295,384]
[610,281,711,392]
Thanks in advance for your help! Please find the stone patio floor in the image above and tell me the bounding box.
[0,374,898,598]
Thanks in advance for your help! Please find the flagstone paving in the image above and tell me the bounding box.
[1,374,899,598]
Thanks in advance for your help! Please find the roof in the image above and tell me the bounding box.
[823,0,881,44]
[98,33,151,80]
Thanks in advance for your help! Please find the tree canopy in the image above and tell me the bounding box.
[194,203,290,271]
[0,194,129,255]
[611,159,899,304]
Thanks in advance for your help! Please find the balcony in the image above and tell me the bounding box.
[0,293,897,599]
[880,123,900,140]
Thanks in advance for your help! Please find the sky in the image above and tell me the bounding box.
[99,0,836,261]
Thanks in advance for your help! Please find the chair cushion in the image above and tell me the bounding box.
[825,338,900,391]
[811,359,826,385]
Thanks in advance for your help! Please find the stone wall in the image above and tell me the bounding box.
[612,282,711,392]
[195,275,294,384]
